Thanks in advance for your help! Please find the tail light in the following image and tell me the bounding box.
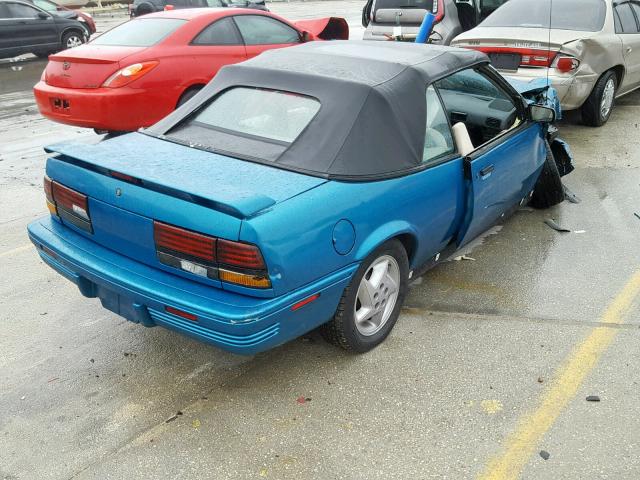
[153,221,271,289]
[552,54,580,73]
[102,61,159,88]
[465,47,560,69]
[44,176,92,233]
[432,0,445,23]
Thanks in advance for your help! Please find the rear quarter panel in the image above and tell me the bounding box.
[240,158,467,297]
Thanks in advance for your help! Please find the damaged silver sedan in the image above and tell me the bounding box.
[452,0,640,126]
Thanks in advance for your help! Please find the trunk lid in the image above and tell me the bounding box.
[453,26,597,51]
[44,133,327,290]
[45,45,146,89]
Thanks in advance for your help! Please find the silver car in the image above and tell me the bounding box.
[362,0,509,45]
[452,0,640,126]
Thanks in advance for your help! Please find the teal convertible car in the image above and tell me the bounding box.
[28,41,572,354]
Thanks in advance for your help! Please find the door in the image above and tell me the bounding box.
[614,1,640,91]
[232,14,301,59]
[2,2,58,53]
[189,16,247,81]
[433,66,545,246]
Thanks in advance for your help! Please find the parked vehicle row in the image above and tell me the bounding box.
[0,0,88,59]
[28,41,573,354]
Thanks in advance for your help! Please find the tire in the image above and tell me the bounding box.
[581,70,617,127]
[176,86,203,108]
[320,239,409,353]
[61,30,85,51]
[136,4,153,16]
[530,140,565,209]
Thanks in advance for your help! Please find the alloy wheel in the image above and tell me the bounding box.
[354,255,400,336]
[66,35,83,49]
[600,78,615,119]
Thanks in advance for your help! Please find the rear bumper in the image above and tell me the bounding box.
[28,217,356,355]
[496,68,598,110]
[33,81,169,131]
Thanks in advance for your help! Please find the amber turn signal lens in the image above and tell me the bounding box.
[218,269,271,289]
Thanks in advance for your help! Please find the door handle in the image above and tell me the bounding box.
[479,165,495,178]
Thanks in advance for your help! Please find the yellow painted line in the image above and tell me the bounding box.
[0,244,34,258]
[478,270,640,480]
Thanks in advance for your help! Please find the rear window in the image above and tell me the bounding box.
[92,18,187,47]
[481,0,606,32]
[373,0,434,12]
[188,87,320,144]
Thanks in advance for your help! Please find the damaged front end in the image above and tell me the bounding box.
[508,77,575,177]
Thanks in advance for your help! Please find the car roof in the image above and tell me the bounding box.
[142,7,258,21]
[148,41,489,180]
[240,40,487,86]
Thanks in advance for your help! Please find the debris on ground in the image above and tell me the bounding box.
[564,186,581,204]
[165,411,184,423]
[544,219,572,233]
[586,395,601,402]
[296,396,312,404]
[192,419,201,429]
[540,450,551,460]
[537,377,544,383]
[453,255,476,261]
[634,212,640,220]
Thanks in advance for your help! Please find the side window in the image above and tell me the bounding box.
[0,3,10,18]
[233,15,301,45]
[6,3,41,18]
[192,17,243,45]
[434,67,522,149]
[615,3,639,33]
[423,86,455,164]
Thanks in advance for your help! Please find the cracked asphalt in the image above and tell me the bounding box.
[1,2,640,479]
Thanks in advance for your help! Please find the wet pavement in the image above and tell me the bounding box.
[1,3,640,479]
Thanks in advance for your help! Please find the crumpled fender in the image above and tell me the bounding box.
[294,17,349,41]
[504,76,563,120]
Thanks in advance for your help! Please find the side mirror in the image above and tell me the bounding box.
[37,11,49,19]
[300,31,311,43]
[528,104,555,123]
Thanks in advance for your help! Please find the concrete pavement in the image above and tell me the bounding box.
[1,3,640,479]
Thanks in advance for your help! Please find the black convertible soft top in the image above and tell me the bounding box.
[146,41,489,179]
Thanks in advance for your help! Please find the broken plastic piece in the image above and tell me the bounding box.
[544,219,571,233]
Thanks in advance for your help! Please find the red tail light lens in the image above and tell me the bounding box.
[466,47,557,69]
[153,222,270,288]
[217,239,265,270]
[52,181,89,220]
[154,221,216,262]
[45,177,92,232]
[552,55,580,73]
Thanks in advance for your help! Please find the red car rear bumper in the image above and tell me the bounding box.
[34,81,172,132]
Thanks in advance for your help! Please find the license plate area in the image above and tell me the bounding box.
[489,53,521,71]
[51,97,70,111]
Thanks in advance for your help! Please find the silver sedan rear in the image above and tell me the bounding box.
[452,0,640,126]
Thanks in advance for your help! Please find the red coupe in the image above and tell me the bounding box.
[34,9,348,133]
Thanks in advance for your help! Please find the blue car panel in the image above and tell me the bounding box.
[27,42,574,354]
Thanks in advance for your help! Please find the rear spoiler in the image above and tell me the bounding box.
[294,17,349,40]
[43,140,277,219]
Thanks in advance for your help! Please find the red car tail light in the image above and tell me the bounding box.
[466,47,557,69]
[552,54,580,73]
[154,221,216,262]
[217,239,265,270]
[46,177,92,232]
[432,0,445,23]
[102,61,159,88]
[153,221,271,288]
